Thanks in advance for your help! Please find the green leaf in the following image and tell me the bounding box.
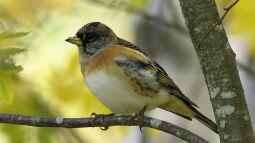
[0,48,26,59]
[0,47,25,102]
[0,31,29,42]
[0,29,27,102]
[0,48,25,75]
[0,64,23,75]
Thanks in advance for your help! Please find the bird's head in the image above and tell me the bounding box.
[66,22,118,56]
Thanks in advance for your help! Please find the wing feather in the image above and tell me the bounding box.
[114,47,198,107]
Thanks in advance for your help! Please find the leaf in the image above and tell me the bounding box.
[0,64,23,75]
[0,48,22,101]
[0,48,26,59]
[0,48,25,75]
[0,31,29,42]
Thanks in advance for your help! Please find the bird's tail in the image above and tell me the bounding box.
[192,107,218,133]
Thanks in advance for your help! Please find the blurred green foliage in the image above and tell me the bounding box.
[0,31,27,102]
[0,32,29,42]
[0,0,139,142]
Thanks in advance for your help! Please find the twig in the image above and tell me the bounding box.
[222,0,240,20]
[197,0,239,49]
[85,0,239,41]
[0,113,208,143]
[31,93,87,143]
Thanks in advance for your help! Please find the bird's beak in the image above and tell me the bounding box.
[65,36,82,46]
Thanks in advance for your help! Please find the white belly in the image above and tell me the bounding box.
[85,70,169,113]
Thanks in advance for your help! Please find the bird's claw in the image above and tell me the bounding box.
[90,112,115,130]
[132,106,147,131]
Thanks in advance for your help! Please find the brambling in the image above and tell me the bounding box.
[66,22,218,133]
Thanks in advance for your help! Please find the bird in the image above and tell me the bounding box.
[66,22,218,133]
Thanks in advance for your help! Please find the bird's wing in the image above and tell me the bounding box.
[113,47,218,132]
[152,62,198,107]
[114,47,198,107]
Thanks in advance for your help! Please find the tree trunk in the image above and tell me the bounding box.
[178,0,255,142]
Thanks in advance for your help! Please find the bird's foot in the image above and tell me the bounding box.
[132,106,147,131]
[90,112,115,130]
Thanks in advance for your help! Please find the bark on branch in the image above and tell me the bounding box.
[0,113,208,143]
[178,0,255,142]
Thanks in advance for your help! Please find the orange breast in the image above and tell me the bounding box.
[84,46,120,75]
[84,45,149,76]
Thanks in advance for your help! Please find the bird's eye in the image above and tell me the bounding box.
[85,32,99,42]
[76,33,82,39]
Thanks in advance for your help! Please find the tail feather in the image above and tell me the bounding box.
[160,100,218,133]
[192,107,218,133]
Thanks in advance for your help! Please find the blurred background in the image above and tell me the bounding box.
[0,0,254,143]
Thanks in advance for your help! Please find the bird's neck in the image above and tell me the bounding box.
[78,42,113,72]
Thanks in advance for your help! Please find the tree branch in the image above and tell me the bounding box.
[0,113,208,143]
[197,0,239,49]
[178,0,255,143]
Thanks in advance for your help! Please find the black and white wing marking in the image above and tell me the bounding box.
[115,55,198,107]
